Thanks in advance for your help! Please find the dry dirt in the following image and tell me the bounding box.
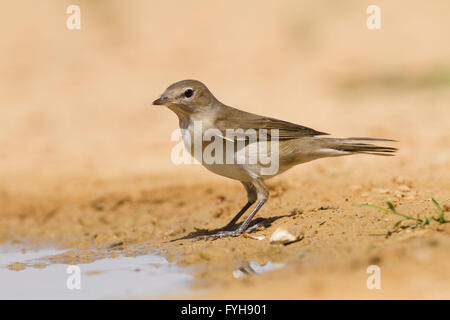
[0,0,449,299]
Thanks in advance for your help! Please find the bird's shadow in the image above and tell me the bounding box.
[170,211,296,242]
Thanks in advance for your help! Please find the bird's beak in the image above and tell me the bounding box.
[152,96,171,106]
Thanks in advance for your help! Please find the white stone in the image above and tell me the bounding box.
[270,226,304,245]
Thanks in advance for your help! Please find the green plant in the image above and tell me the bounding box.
[431,197,447,224]
[357,197,449,230]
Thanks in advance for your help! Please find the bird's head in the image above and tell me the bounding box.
[153,80,216,116]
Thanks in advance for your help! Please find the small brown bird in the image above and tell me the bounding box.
[153,80,396,239]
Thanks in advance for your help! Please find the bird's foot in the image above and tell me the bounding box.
[195,229,243,241]
[195,223,264,241]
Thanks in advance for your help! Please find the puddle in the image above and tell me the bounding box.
[0,245,194,299]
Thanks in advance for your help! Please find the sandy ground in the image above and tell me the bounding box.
[1,0,449,299]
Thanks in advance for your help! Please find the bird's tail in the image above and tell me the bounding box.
[319,137,398,156]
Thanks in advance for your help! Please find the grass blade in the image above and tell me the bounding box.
[386,201,398,213]
[431,197,445,224]
[393,219,403,228]
[384,201,421,222]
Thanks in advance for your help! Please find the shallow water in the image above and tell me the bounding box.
[0,245,194,299]
[0,243,287,299]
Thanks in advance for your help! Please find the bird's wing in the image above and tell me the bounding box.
[214,106,329,141]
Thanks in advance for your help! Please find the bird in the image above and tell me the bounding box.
[153,79,397,240]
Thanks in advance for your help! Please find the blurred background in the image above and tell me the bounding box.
[0,0,449,182]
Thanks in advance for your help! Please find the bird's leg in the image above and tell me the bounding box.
[220,201,254,231]
[197,200,267,240]
[219,181,257,231]
[197,179,268,240]
[234,199,266,233]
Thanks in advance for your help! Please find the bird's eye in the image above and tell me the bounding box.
[184,88,194,98]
